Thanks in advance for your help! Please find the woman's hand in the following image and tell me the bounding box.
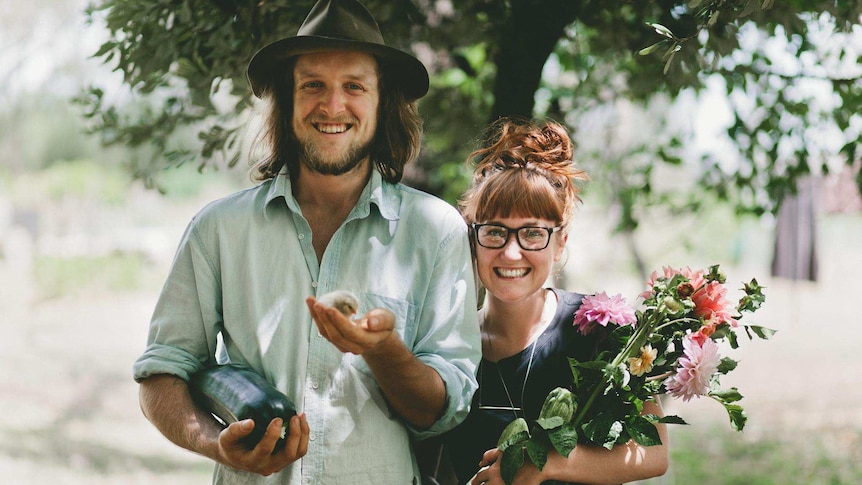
[470,448,503,485]
[471,447,544,485]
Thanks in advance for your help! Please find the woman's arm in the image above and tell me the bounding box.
[473,399,669,485]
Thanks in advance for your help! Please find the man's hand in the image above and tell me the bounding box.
[306,296,395,355]
[217,414,310,476]
[306,295,446,429]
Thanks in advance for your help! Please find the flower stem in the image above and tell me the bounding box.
[653,317,699,333]
[646,371,674,382]
[571,314,657,428]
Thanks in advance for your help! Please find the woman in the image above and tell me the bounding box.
[442,118,669,484]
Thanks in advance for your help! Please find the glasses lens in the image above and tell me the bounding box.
[518,227,550,250]
[476,225,508,248]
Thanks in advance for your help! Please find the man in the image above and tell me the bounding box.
[132,1,481,483]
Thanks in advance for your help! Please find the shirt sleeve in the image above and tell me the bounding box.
[405,222,481,439]
[132,217,224,382]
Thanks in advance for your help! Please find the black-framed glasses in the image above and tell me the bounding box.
[472,223,561,251]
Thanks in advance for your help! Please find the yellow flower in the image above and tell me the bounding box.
[628,344,658,377]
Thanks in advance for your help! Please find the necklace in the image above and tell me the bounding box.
[478,290,555,418]
[478,342,537,419]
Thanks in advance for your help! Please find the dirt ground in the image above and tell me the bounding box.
[1,193,860,484]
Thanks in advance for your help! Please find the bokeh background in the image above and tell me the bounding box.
[2,1,861,484]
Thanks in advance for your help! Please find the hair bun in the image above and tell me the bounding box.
[471,118,583,183]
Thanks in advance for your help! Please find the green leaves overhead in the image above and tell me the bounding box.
[80,0,862,224]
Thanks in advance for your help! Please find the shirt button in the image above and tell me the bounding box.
[311,281,318,288]
[311,381,319,389]
[298,233,305,240]
[309,434,316,441]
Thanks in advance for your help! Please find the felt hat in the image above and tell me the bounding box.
[247,0,429,100]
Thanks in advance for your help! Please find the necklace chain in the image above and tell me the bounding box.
[480,327,540,419]
[479,289,555,419]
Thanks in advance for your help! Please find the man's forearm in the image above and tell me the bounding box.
[139,374,223,461]
[363,337,447,429]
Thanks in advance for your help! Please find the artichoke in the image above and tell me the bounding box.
[538,387,576,423]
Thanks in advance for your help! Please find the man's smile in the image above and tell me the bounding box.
[314,123,352,134]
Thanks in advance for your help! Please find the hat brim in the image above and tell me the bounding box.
[247,36,429,101]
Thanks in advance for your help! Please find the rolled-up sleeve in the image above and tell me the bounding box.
[406,224,481,439]
[133,218,223,382]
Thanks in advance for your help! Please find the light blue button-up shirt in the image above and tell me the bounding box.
[133,170,481,484]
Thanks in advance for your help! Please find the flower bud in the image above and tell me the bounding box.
[662,296,685,314]
[538,387,576,423]
[676,282,695,299]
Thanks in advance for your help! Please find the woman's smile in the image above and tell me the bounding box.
[494,267,531,278]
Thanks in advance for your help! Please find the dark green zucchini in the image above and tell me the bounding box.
[188,363,297,450]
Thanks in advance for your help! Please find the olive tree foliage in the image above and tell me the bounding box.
[78,0,862,227]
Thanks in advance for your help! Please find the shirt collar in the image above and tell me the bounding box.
[263,169,401,221]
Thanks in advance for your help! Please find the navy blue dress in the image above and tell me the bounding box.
[442,289,598,483]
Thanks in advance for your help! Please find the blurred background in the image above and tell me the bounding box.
[1,0,861,484]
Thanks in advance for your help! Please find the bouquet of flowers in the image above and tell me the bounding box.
[495,264,772,484]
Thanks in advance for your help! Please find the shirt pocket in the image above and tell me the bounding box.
[358,291,415,345]
[348,292,415,377]
[346,292,416,419]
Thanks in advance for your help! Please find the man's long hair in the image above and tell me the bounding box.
[250,57,423,183]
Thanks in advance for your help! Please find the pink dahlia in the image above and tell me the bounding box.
[574,292,636,335]
[641,266,706,299]
[665,335,721,402]
[692,281,739,327]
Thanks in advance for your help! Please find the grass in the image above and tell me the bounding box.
[641,424,862,485]
[33,252,153,299]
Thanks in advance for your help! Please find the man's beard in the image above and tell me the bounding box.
[298,137,374,176]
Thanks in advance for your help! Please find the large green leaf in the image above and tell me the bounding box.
[547,423,579,458]
[625,416,663,446]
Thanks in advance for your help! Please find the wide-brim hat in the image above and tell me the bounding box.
[247,0,429,101]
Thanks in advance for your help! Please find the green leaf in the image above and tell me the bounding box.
[582,414,623,449]
[537,416,565,430]
[738,279,766,312]
[710,323,732,339]
[663,50,677,75]
[638,42,664,56]
[648,22,675,39]
[711,387,744,403]
[723,403,748,431]
[658,415,688,425]
[625,416,663,446]
[93,41,118,58]
[547,423,579,458]
[525,439,549,470]
[500,445,525,485]
[572,360,609,371]
[708,10,720,27]
[727,329,740,349]
[497,418,530,451]
[716,357,738,374]
[747,325,777,340]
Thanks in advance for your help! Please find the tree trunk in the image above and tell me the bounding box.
[489,0,583,121]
